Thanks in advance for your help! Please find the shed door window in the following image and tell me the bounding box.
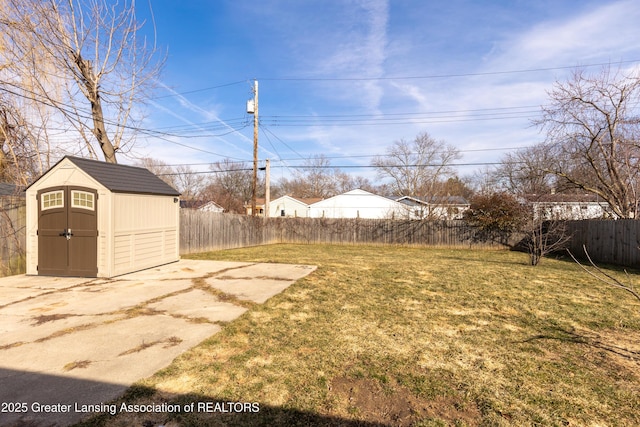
[41,190,64,210]
[71,190,95,210]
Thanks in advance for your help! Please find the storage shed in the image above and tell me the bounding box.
[25,156,180,278]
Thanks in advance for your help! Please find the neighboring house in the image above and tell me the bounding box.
[308,189,406,219]
[179,200,224,212]
[244,198,266,216]
[0,183,25,207]
[268,195,322,217]
[524,193,616,220]
[0,182,20,196]
[396,195,470,220]
[197,201,225,213]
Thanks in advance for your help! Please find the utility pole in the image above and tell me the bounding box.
[251,80,258,217]
[265,159,270,217]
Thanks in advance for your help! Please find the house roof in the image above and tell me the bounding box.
[523,193,606,203]
[290,196,323,205]
[397,195,469,205]
[0,182,25,197]
[310,189,403,207]
[277,195,323,205]
[246,196,324,207]
[198,200,224,211]
[28,156,180,196]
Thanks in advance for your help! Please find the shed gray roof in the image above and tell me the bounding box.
[28,156,180,196]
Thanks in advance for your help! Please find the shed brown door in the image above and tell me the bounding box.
[37,186,98,277]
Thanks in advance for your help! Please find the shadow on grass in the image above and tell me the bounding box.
[520,324,640,361]
[73,385,391,427]
[0,369,388,427]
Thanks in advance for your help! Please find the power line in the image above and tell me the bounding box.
[155,160,530,176]
[274,145,539,162]
[279,162,509,169]
[157,167,254,176]
[1,79,252,156]
[257,59,640,82]
[260,113,538,127]
[150,80,249,99]
[260,125,306,160]
[262,105,540,119]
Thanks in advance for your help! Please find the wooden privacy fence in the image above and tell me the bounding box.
[179,211,515,254]
[0,198,26,276]
[180,211,640,267]
[564,219,640,267]
[180,210,278,253]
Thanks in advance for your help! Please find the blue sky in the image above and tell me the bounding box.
[132,0,640,183]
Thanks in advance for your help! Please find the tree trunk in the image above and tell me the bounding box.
[74,54,117,163]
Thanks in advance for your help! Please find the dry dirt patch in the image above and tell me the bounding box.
[329,376,481,426]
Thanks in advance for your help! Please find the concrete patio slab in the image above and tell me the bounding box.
[0,259,316,427]
[0,313,120,347]
[148,289,248,322]
[116,259,254,281]
[218,263,317,281]
[0,279,194,316]
[207,277,303,304]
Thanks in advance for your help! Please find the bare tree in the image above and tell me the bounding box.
[136,157,177,188]
[0,0,164,163]
[494,143,557,195]
[372,131,462,199]
[201,159,257,214]
[535,67,640,218]
[278,155,342,198]
[0,95,57,184]
[521,218,571,266]
[173,164,205,202]
[469,165,499,196]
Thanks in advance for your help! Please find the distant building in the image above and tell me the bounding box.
[523,193,616,220]
[396,195,470,220]
[197,201,225,213]
[180,199,224,213]
[307,189,406,219]
[0,183,25,208]
[244,198,266,216]
[268,195,322,217]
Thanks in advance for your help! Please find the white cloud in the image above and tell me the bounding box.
[487,0,640,68]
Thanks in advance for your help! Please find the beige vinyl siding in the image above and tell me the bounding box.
[96,189,111,277]
[112,193,179,276]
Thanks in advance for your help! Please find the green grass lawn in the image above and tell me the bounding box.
[78,244,640,427]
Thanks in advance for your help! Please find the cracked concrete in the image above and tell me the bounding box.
[0,259,316,427]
